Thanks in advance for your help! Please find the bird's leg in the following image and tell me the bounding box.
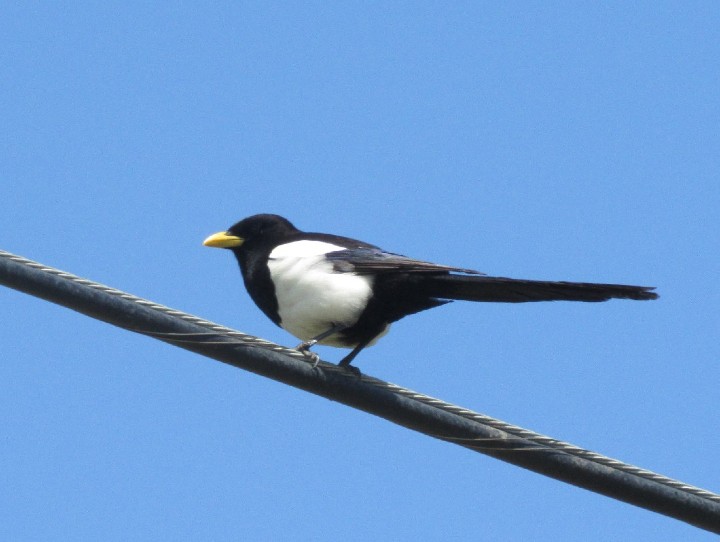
[337,334,377,373]
[296,324,346,367]
[296,324,346,351]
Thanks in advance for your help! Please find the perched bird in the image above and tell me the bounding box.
[203,214,658,368]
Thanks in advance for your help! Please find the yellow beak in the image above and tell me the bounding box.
[203,231,245,248]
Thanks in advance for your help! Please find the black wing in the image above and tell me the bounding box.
[323,247,658,302]
[324,247,483,275]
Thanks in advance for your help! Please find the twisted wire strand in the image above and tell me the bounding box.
[2,249,718,506]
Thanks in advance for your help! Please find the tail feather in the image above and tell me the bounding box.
[420,275,658,303]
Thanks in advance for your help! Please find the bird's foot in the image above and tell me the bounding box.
[342,364,362,378]
[296,340,321,368]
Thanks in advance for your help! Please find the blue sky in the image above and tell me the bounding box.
[1,2,718,540]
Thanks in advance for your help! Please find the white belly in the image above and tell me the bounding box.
[267,240,379,346]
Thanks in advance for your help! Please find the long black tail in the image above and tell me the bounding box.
[420,274,658,303]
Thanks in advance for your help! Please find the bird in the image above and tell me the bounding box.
[203,214,658,368]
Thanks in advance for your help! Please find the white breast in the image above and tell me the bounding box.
[267,240,375,346]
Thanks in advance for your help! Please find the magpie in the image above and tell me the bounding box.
[203,214,658,368]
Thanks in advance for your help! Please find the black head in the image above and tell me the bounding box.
[227,214,297,241]
[203,214,299,252]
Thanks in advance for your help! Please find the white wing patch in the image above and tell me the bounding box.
[269,240,347,259]
[267,241,377,346]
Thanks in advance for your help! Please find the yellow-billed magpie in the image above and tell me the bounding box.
[204,214,658,368]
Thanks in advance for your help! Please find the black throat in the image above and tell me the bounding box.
[231,241,282,326]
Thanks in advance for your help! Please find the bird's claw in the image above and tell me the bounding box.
[296,341,321,368]
[343,364,362,378]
